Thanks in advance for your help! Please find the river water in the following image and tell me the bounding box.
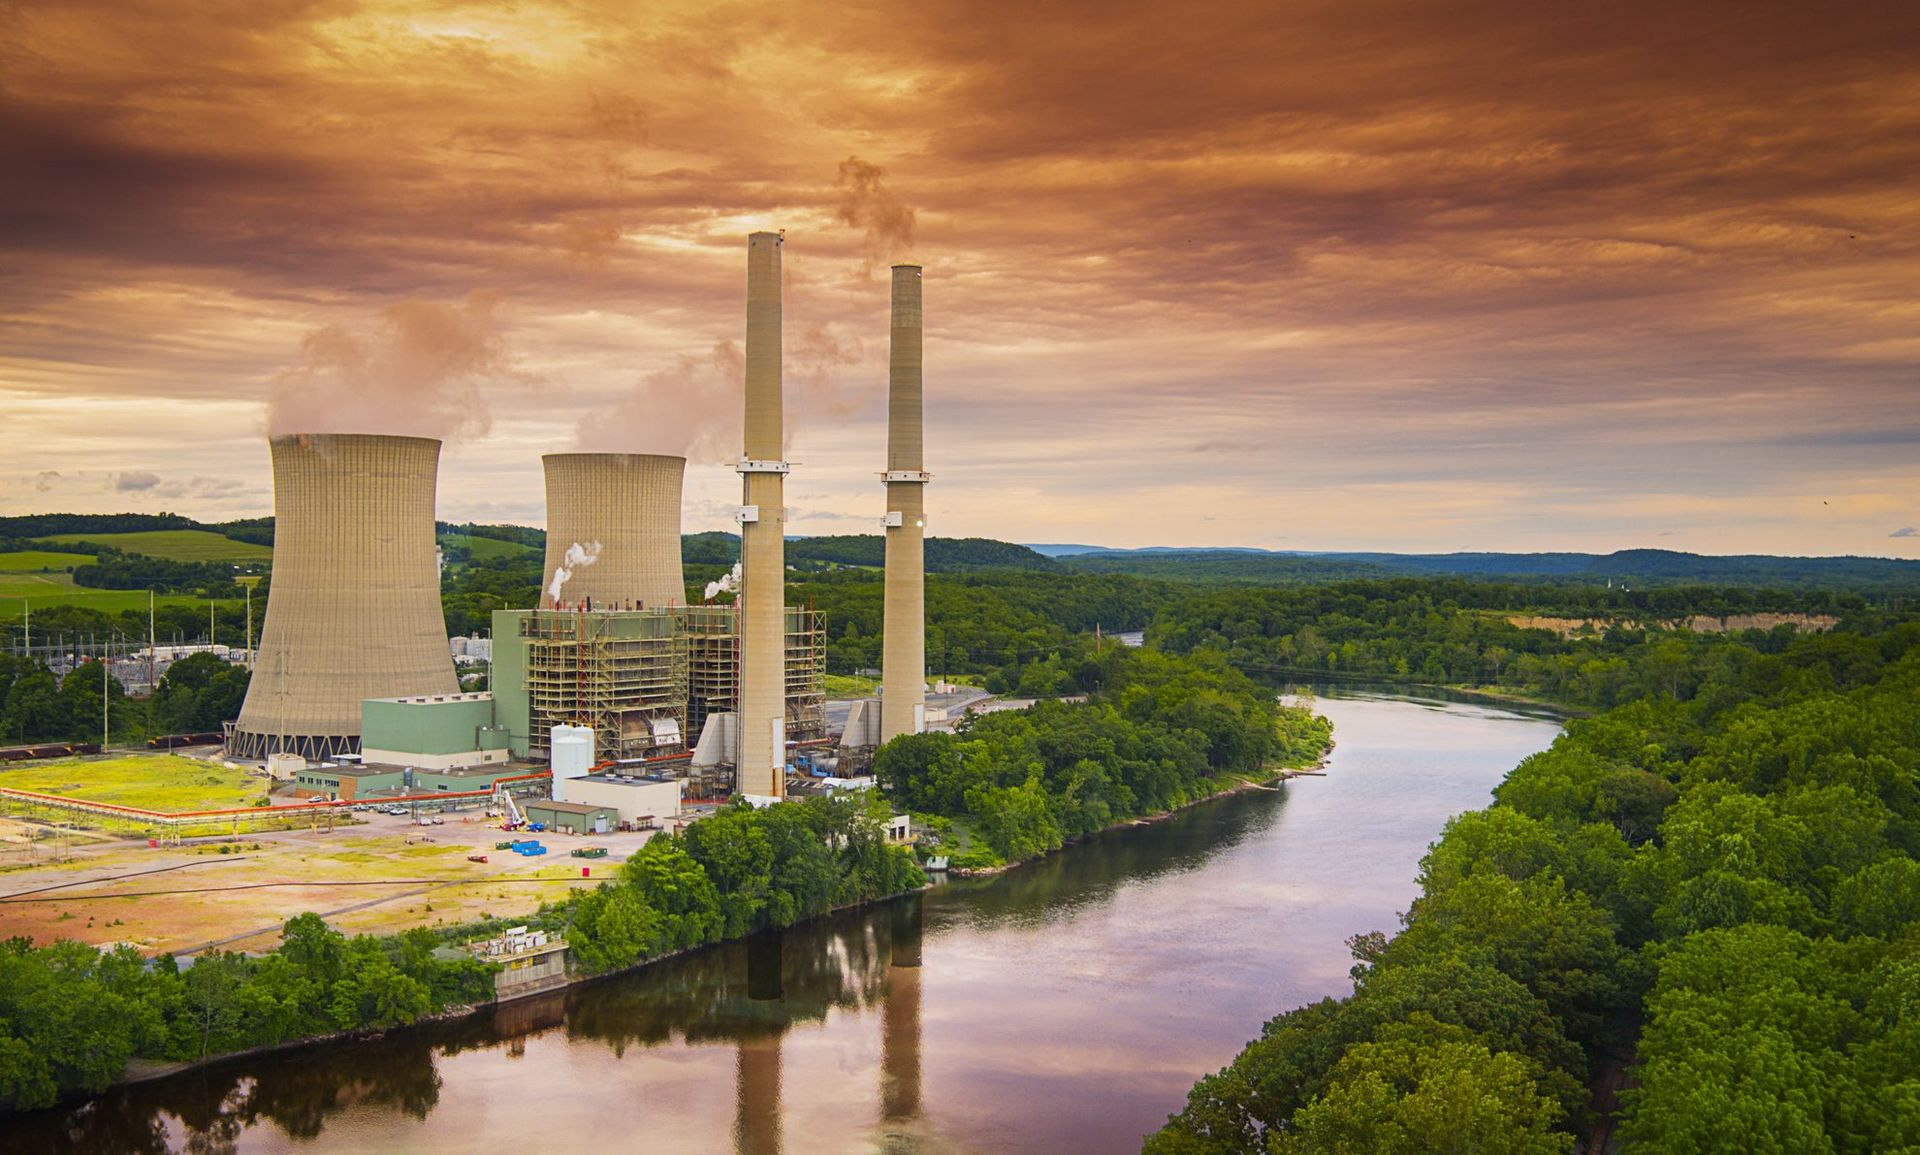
[9,693,1561,1154]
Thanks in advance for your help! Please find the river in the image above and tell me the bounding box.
[8,692,1562,1154]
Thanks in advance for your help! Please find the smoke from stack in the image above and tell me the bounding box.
[837,157,916,274]
[228,433,458,760]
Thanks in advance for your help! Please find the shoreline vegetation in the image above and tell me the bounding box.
[1149,617,1920,1154]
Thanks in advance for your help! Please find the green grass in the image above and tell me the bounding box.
[824,673,881,697]
[0,551,96,572]
[440,534,530,563]
[0,755,268,812]
[0,572,233,616]
[42,530,272,564]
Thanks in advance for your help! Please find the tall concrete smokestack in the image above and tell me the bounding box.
[228,433,458,760]
[881,265,928,742]
[541,453,686,609]
[736,231,788,797]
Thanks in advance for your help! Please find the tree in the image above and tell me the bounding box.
[1274,1017,1572,1155]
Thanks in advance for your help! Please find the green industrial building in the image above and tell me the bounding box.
[523,799,619,835]
[360,692,512,770]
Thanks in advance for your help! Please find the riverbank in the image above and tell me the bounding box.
[949,742,1336,877]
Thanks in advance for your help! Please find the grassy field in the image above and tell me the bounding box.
[0,551,96,572]
[0,755,270,812]
[824,673,881,697]
[0,572,233,616]
[42,530,272,564]
[442,534,530,562]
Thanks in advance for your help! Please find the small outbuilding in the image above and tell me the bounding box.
[522,799,618,835]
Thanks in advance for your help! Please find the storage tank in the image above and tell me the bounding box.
[541,453,687,609]
[227,433,459,761]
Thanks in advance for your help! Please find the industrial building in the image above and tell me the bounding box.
[228,434,459,761]
[486,604,826,793]
[360,692,510,770]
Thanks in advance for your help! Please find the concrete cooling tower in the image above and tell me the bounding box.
[227,433,459,761]
[542,453,687,609]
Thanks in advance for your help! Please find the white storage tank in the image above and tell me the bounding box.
[549,724,596,802]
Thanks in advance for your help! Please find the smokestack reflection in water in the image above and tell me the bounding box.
[882,894,924,1124]
[737,928,785,1155]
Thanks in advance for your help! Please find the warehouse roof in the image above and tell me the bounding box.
[527,800,613,815]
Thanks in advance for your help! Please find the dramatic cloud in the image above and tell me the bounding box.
[108,470,161,492]
[1893,527,1918,538]
[0,0,1915,552]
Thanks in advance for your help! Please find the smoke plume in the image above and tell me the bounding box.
[836,156,915,273]
[547,540,603,602]
[269,293,523,440]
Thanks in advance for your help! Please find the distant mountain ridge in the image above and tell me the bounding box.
[1053,546,1920,591]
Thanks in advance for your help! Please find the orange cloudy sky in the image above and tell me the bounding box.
[3,0,1917,554]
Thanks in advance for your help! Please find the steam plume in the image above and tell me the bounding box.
[703,561,741,602]
[547,539,603,602]
[576,340,742,461]
[269,293,523,439]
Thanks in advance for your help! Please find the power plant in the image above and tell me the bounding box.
[223,235,930,802]
[228,433,460,761]
[881,265,928,742]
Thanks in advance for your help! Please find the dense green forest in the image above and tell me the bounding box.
[874,646,1332,867]
[0,793,921,1113]
[1148,620,1920,1153]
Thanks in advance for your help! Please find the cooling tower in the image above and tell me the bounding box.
[541,453,686,609]
[736,231,788,798]
[228,433,459,761]
[881,265,928,742]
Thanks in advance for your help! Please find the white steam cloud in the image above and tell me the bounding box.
[703,561,741,602]
[547,540,602,603]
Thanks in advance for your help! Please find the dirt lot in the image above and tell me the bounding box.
[0,809,679,955]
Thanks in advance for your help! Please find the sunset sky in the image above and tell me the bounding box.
[3,0,1916,554]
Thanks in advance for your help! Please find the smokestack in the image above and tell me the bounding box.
[881,265,928,742]
[229,434,458,760]
[737,231,788,797]
[541,453,686,609]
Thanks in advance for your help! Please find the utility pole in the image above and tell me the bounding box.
[148,589,156,693]
[102,644,110,751]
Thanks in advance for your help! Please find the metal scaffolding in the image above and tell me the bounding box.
[677,604,827,745]
[520,609,687,762]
